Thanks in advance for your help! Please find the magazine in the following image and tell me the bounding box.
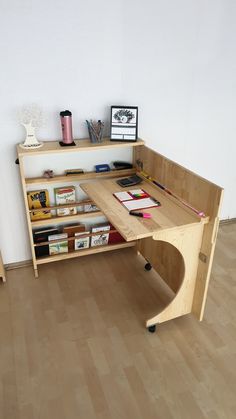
[54,186,77,216]
[63,224,86,252]
[27,189,51,221]
[90,224,110,247]
[74,231,90,250]
[48,233,68,255]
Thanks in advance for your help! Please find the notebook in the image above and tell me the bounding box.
[113,189,161,211]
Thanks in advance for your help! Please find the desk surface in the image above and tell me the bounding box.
[81,177,207,241]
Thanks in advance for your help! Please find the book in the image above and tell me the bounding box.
[65,168,84,175]
[27,189,51,221]
[63,224,86,252]
[33,227,59,257]
[54,186,77,216]
[84,203,99,213]
[90,224,110,247]
[48,233,68,255]
[74,231,90,250]
[108,223,125,245]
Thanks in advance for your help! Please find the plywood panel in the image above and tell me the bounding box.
[134,145,223,218]
[137,238,185,293]
[134,145,224,321]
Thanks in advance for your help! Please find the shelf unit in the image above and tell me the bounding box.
[17,137,142,277]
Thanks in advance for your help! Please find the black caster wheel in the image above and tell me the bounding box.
[147,325,156,333]
[145,262,152,271]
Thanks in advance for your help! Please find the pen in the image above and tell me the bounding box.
[129,211,152,218]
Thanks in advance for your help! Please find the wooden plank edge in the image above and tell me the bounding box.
[31,211,104,227]
[17,138,145,156]
[25,168,136,185]
[36,242,136,265]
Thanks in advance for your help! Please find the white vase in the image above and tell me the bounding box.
[19,122,43,149]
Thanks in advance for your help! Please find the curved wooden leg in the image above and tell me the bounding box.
[142,224,204,327]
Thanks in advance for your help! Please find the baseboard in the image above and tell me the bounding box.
[5,259,32,271]
[220,217,236,225]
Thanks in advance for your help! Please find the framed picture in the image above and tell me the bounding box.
[110,106,138,142]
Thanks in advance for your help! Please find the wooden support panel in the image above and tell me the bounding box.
[134,145,224,321]
[137,238,185,293]
[140,223,204,326]
[134,145,223,219]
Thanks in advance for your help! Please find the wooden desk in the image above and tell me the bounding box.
[16,137,223,332]
[81,177,209,332]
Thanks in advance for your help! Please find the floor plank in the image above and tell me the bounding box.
[0,223,236,418]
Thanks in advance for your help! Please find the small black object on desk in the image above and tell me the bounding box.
[116,174,142,187]
[113,161,133,170]
[59,141,76,147]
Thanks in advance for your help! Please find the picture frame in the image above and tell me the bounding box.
[110,106,138,142]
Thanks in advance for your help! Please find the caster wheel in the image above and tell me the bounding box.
[145,262,152,271]
[148,325,156,333]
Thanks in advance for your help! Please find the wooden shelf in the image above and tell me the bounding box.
[36,241,136,265]
[17,138,145,157]
[28,200,93,213]
[17,136,144,277]
[25,168,136,185]
[34,229,117,246]
[31,211,104,227]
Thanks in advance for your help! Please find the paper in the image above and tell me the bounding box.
[122,198,159,211]
[129,189,144,194]
[114,191,133,201]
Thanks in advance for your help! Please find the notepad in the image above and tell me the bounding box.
[113,189,161,211]
[114,189,150,202]
[114,191,133,201]
[122,197,160,211]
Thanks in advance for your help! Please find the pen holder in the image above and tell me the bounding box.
[86,120,104,143]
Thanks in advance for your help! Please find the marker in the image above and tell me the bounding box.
[150,197,161,206]
[129,211,152,218]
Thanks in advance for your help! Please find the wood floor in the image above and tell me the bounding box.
[0,223,236,419]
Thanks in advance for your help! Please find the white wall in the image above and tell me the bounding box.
[122,0,236,218]
[0,0,235,264]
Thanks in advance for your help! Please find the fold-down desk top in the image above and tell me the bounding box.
[81,177,208,242]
